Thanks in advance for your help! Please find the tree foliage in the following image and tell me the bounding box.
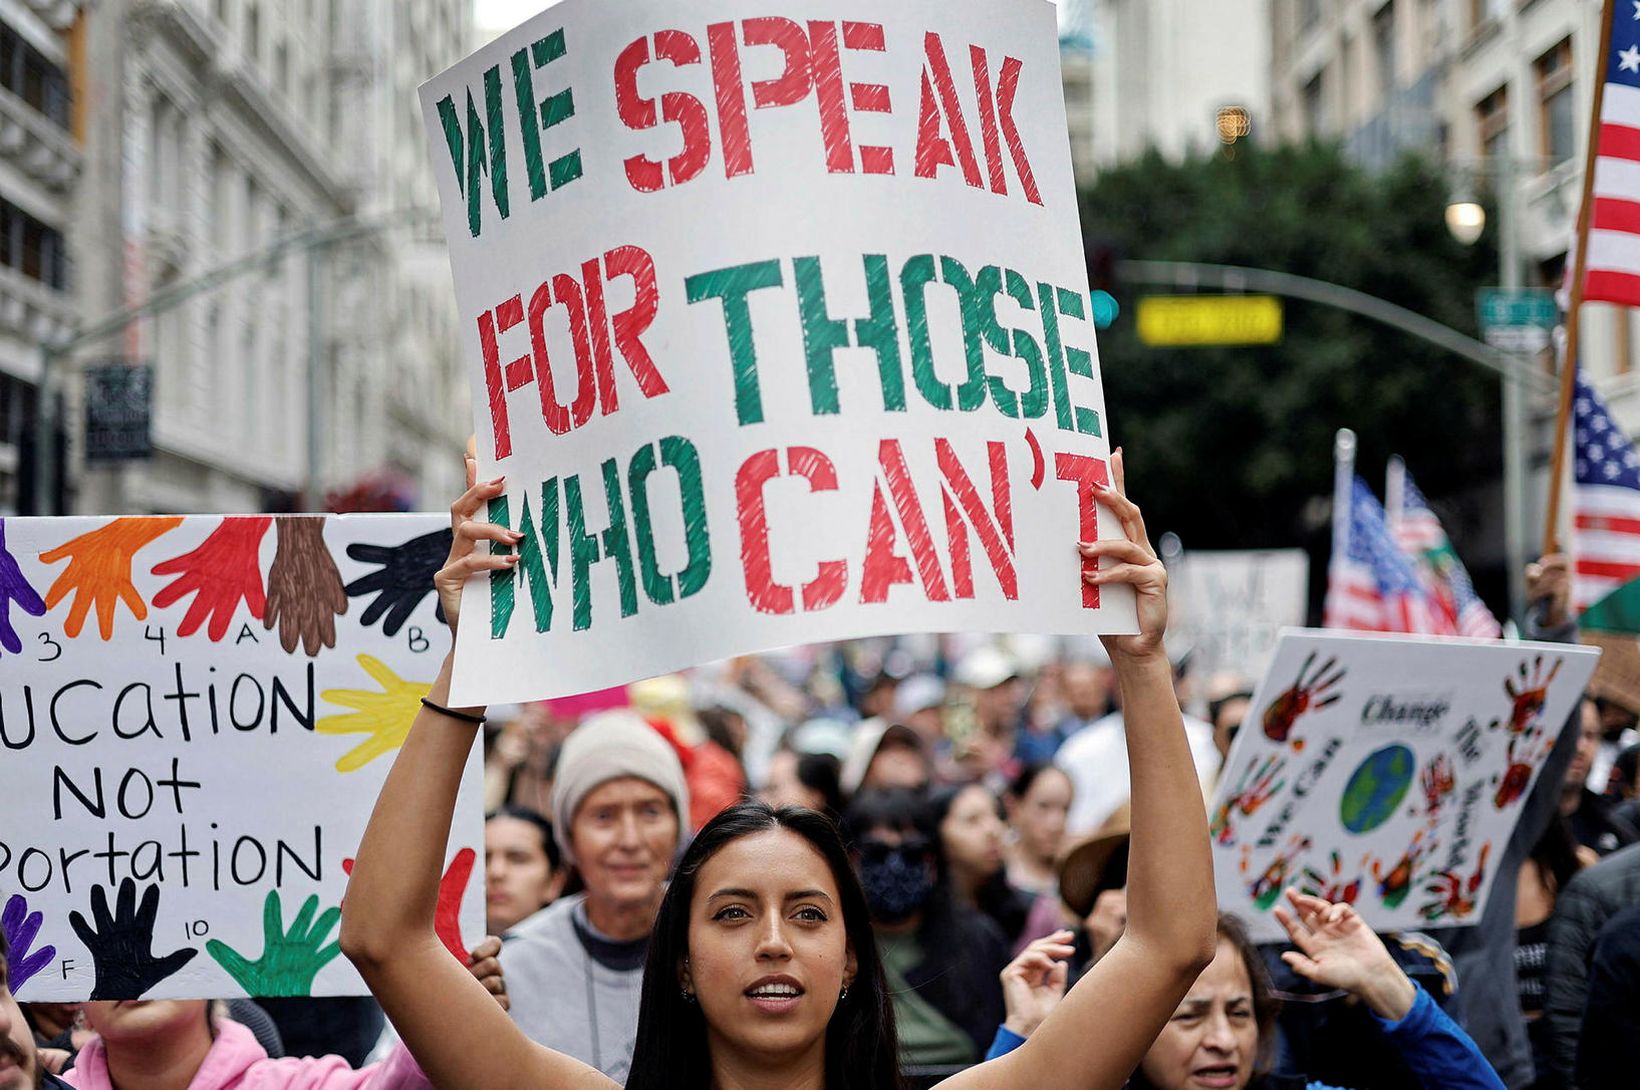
[1081,142,1504,557]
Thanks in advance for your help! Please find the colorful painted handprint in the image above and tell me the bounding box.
[1262,651,1345,748]
[40,517,182,639]
[1209,755,1287,846]
[150,516,272,640]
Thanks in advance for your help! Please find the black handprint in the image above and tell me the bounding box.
[344,529,452,637]
[69,879,198,999]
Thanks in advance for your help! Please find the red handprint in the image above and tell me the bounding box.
[1420,754,1456,822]
[1262,652,1345,748]
[1210,755,1287,845]
[1371,829,1435,909]
[1419,842,1491,922]
[343,847,475,962]
[1502,655,1562,737]
[1301,850,1367,905]
[150,517,272,640]
[1492,730,1554,809]
[41,517,183,639]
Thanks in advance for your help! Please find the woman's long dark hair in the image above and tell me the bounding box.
[625,801,902,1090]
[929,783,1028,941]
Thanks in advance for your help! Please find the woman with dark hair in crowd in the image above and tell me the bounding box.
[1515,815,1591,1087]
[1003,764,1074,899]
[340,448,1217,1090]
[844,786,1011,1066]
[989,890,1506,1090]
[930,783,1034,945]
[760,748,846,819]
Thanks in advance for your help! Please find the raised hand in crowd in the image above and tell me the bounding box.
[1524,553,1571,630]
[1272,889,1415,1020]
[999,930,1074,1039]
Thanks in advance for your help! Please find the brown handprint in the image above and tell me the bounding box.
[1419,842,1491,922]
[40,517,183,639]
[264,517,348,656]
[1262,651,1345,748]
[1502,655,1562,737]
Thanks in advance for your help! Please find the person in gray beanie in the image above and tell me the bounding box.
[498,709,688,1082]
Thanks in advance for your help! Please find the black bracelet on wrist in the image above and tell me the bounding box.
[420,697,487,725]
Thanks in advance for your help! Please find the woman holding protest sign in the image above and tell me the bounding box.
[340,448,1216,1090]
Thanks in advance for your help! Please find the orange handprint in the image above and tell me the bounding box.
[40,517,183,639]
[1419,842,1491,922]
[1262,652,1345,748]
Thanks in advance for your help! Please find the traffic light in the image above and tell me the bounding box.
[1086,237,1120,330]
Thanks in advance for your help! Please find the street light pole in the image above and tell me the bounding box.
[1496,156,1530,626]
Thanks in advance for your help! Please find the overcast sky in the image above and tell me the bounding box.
[473,0,548,39]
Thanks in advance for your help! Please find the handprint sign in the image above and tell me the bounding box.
[0,519,46,655]
[1419,843,1491,922]
[264,517,348,656]
[318,655,432,771]
[69,879,198,999]
[344,528,452,636]
[40,517,182,639]
[343,847,475,962]
[1502,655,1562,737]
[150,516,272,640]
[1240,836,1311,912]
[1,893,57,992]
[206,891,341,996]
[1493,730,1555,809]
[1209,755,1286,846]
[1262,652,1345,748]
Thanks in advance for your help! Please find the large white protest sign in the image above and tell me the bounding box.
[423,0,1131,706]
[1167,548,1309,692]
[0,515,484,1001]
[1212,630,1598,942]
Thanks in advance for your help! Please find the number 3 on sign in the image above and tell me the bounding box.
[37,632,61,662]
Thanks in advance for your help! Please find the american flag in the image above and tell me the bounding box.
[1391,469,1503,638]
[1572,370,1640,612]
[1584,2,1640,305]
[1326,477,1455,634]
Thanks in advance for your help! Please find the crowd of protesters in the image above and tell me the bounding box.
[4,471,1639,1088]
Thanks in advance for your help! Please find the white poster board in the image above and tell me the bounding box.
[1212,629,1598,941]
[422,0,1133,706]
[0,515,484,1001]
[1168,548,1309,690]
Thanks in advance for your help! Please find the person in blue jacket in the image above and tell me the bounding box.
[985,888,1505,1090]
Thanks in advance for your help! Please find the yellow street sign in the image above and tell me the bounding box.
[1135,295,1283,347]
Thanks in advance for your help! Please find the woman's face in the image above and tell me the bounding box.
[569,776,679,912]
[940,785,1005,882]
[684,828,856,1067]
[485,815,562,934]
[1012,768,1073,860]
[1137,940,1259,1090]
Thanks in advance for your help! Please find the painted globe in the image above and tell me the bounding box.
[1339,744,1416,834]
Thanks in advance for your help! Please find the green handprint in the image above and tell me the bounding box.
[205,891,341,997]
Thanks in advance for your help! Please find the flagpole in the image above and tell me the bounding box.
[1325,428,1357,627]
[1545,0,1618,556]
[1386,455,1406,533]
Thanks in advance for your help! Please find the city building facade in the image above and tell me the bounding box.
[0,0,83,514]
[64,0,470,517]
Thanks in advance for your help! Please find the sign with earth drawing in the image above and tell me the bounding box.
[1210,629,1599,941]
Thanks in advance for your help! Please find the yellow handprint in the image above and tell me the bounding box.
[40,518,184,639]
[317,655,430,772]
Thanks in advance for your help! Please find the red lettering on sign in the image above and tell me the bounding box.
[734,446,847,614]
[937,438,1016,599]
[1052,452,1109,608]
[614,31,711,192]
[914,32,981,188]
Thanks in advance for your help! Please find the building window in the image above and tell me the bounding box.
[1476,84,1509,160]
[1537,38,1575,167]
[0,198,67,290]
[0,20,71,127]
[1469,0,1503,33]
[1374,2,1396,95]
[245,3,260,65]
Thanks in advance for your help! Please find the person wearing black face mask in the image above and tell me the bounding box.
[843,788,1010,1074]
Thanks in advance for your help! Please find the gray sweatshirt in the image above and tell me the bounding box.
[499,893,649,1082]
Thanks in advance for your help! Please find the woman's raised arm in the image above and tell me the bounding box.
[339,455,616,1090]
[947,450,1218,1090]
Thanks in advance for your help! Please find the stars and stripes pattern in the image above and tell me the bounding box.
[1326,477,1454,634]
[1584,1,1640,305]
[1573,370,1640,612]
[1392,471,1503,638]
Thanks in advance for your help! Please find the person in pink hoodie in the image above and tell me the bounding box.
[61,938,505,1090]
